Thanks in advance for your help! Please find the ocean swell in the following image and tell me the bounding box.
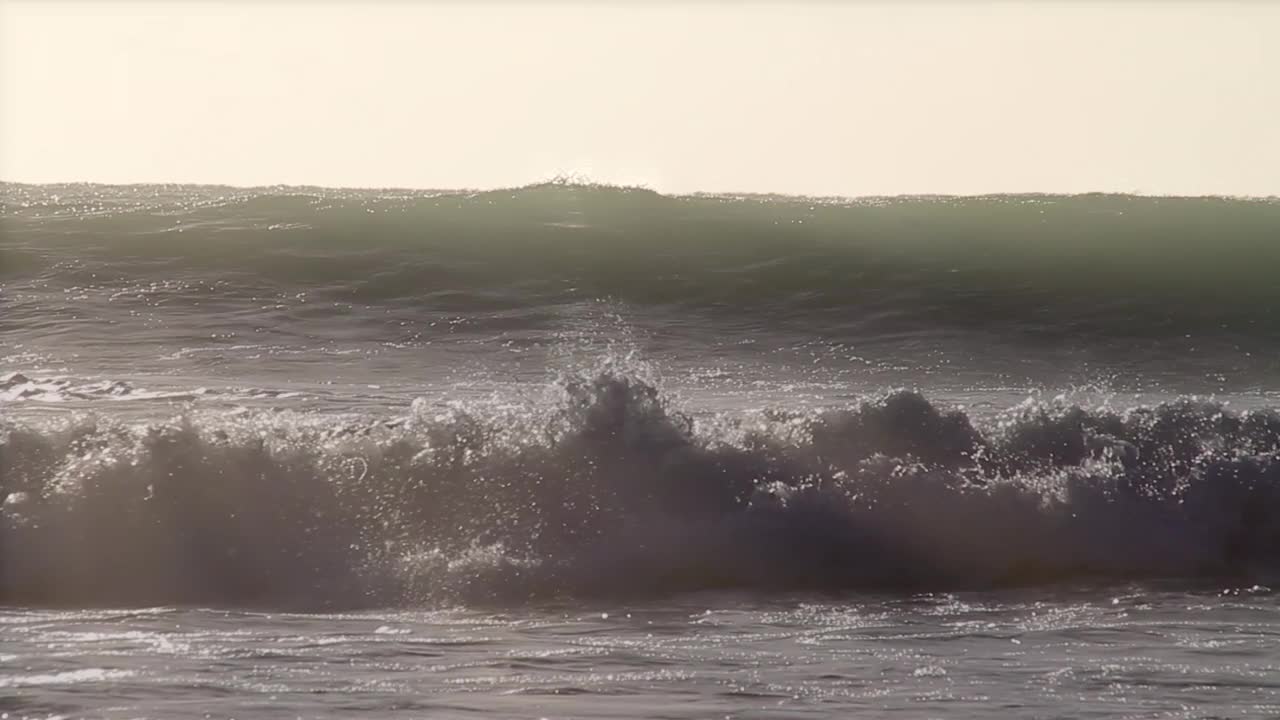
[5,182,1280,343]
[3,369,1279,609]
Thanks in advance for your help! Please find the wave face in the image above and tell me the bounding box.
[4,369,1280,609]
[4,182,1280,343]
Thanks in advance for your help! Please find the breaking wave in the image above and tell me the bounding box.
[4,368,1279,609]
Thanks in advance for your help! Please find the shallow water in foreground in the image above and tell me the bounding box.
[5,588,1280,719]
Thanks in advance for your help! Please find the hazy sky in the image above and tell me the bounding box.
[2,1,1277,195]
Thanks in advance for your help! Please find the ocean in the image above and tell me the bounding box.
[2,181,1280,718]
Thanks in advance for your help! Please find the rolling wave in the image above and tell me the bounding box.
[5,182,1280,607]
[4,181,1280,343]
[4,368,1279,608]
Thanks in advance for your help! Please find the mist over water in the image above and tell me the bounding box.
[4,182,1280,718]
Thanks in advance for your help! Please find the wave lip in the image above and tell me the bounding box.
[4,370,1280,609]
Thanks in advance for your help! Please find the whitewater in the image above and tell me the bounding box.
[3,182,1280,718]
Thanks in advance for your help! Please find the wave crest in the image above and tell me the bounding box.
[4,371,1280,608]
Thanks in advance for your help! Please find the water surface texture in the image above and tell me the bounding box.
[3,182,1280,718]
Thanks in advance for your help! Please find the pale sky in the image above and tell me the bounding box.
[2,1,1278,196]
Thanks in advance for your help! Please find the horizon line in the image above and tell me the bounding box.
[3,176,1277,203]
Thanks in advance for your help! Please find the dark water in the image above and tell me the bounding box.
[3,182,1280,717]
